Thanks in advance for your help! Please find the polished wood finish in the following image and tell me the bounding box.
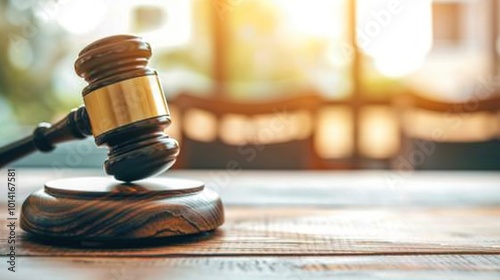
[2,35,223,244]
[20,177,224,241]
[1,170,499,279]
[97,116,179,182]
[75,34,157,96]
[76,35,178,182]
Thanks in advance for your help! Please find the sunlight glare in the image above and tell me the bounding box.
[357,0,433,77]
[276,0,343,38]
[56,0,107,34]
[136,0,192,48]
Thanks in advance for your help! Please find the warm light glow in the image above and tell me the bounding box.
[288,110,313,140]
[357,0,433,77]
[276,0,344,38]
[219,112,312,145]
[220,115,251,145]
[253,114,285,144]
[360,106,399,158]
[56,0,107,34]
[166,106,181,142]
[134,0,192,48]
[315,106,353,159]
[184,109,217,142]
[405,110,498,142]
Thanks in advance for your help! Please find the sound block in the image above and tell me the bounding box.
[20,177,224,241]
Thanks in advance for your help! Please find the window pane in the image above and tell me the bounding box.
[412,0,493,100]
[357,0,493,101]
[225,0,351,100]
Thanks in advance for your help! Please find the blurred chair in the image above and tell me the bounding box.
[394,91,500,170]
[169,92,324,169]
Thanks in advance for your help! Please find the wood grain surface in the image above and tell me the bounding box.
[20,177,224,241]
[2,206,500,256]
[4,255,500,280]
[1,170,499,279]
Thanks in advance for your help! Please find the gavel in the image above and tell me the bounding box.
[0,35,179,182]
[1,35,224,242]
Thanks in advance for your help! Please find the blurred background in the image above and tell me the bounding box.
[1,0,500,171]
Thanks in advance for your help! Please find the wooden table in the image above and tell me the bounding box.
[1,169,500,279]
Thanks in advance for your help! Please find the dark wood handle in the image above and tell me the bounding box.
[0,106,92,167]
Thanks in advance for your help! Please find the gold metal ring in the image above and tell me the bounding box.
[83,75,170,137]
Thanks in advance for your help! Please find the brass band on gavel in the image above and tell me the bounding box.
[83,75,170,137]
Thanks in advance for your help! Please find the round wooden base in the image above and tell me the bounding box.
[20,177,224,241]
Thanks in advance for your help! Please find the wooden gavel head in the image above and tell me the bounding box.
[74,35,179,182]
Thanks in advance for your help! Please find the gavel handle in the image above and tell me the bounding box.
[0,106,92,167]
